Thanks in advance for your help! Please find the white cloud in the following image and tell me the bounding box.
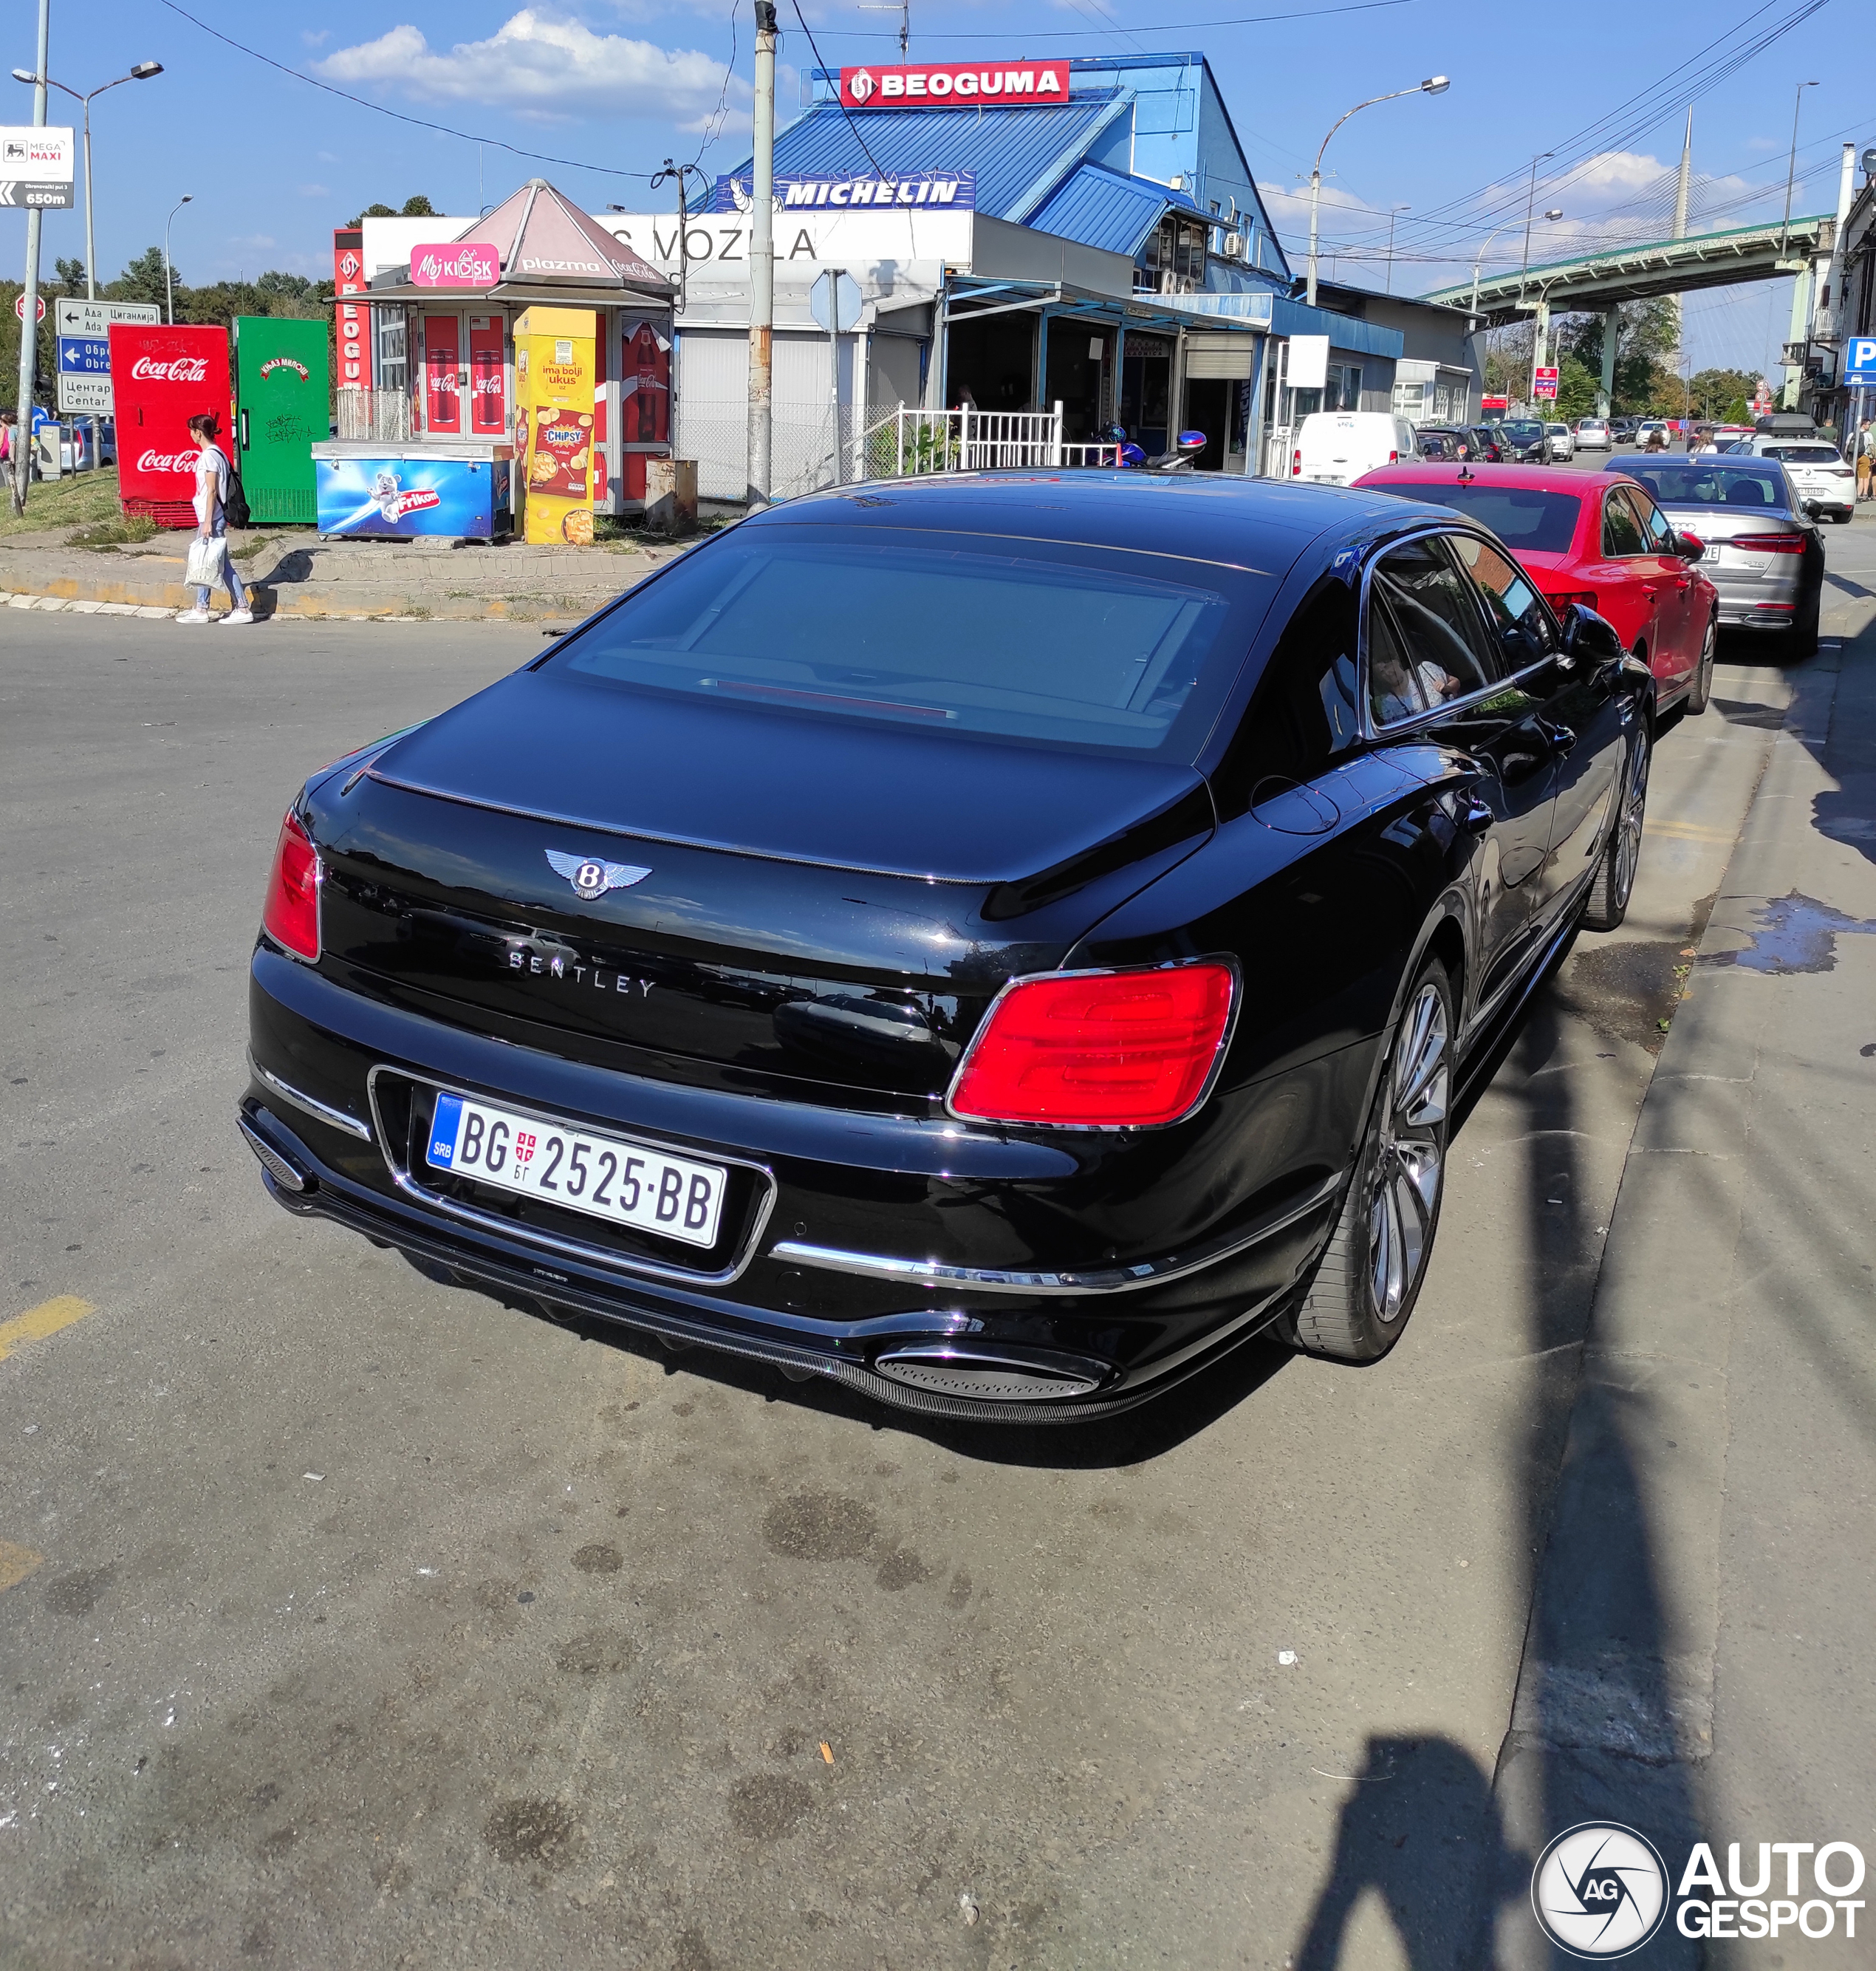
[318,10,750,129]
[296,183,331,198]
[301,28,330,47]
[230,233,278,249]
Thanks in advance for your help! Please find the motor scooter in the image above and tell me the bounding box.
[1099,426,1208,471]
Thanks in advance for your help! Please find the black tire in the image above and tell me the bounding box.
[1582,723,1650,932]
[1285,954,1454,1364]
[1786,583,1821,662]
[1684,613,1716,715]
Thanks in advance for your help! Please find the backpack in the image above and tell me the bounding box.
[222,454,250,529]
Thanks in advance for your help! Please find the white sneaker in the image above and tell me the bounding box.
[217,608,255,626]
[174,609,213,624]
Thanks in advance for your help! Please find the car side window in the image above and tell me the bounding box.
[1629,488,1676,551]
[1366,536,1501,727]
[1601,489,1646,556]
[1213,575,1361,811]
[1448,533,1558,669]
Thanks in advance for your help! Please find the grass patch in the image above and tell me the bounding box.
[0,465,133,539]
[230,536,278,562]
[66,514,159,549]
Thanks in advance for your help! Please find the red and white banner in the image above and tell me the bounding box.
[334,228,366,387]
[838,61,1067,109]
[411,242,500,289]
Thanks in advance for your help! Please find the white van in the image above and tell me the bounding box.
[1290,411,1420,486]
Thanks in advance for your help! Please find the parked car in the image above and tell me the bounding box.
[1414,424,1476,462]
[1290,410,1421,485]
[1466,424,1507,462]
[239,471,1656,1415]
[1545,422,1575,462]
[1709,423,1756,448]
[1753,411,1817,438]
[1635,420,1671,451]
[1575,417,1612,451]
[1353,461,1719,714]
[1492,419,1552,463]
[1739,437,1856,523]
[1610,417,1642,443]
[1609,454,1822,657]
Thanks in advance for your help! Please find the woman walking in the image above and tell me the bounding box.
[175,412,253,626]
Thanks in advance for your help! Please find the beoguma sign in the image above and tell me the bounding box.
[838,62,1067,109]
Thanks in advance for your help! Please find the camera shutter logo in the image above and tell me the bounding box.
[1531,1823,1669,1958]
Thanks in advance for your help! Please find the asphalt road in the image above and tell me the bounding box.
[0,516,1867,1968]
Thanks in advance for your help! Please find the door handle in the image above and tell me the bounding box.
[1538,720,1577,754]
[240,409,249,451]
[1461,794,1494,836]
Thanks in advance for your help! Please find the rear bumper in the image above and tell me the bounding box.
[243,949,1343,1422]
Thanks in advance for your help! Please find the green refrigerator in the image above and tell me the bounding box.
[233,317,330,525]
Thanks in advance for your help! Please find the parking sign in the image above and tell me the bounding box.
[1845,337,1876,388]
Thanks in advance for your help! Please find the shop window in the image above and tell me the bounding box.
[1324,363,1363,412]
[375,308,407,394]
[1137,214,1208,295]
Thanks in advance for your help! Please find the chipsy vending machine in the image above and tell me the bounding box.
[109,324,232,527]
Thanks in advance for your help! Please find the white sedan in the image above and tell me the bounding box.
[1574,417,1611,450]
[1545,422,1575,461]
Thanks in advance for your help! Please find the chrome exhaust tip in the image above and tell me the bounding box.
[872,1345,1110,1402]
[239,1117,312,1194]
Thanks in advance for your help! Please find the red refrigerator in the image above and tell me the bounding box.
[109,324,232,527]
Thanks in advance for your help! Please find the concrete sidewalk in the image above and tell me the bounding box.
[1492,560,1876,1964]
[0,527,694,624]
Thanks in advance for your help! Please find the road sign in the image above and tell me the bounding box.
[1845,337,1876,387]
[0,126,75,208]
[55,298,160,337]
[58,372,113,416]
[15,291,46,322]
[809,269,864,333]
[58,335,111,374]
[1533,366,1560,400]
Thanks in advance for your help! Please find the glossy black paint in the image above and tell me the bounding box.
[242,472,1651,1422]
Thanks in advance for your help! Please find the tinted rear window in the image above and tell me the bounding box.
[1621,463,1791,508]
[1500,422,1545,443]
[1367,482,1581,553]
[558,525,1264,759]
[1762,444,1843,464]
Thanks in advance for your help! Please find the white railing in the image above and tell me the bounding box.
[861,402,1122,479]
[335,387,412,444]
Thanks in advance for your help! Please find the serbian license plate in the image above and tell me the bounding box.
[1702,542,1722,564]
[425,1093,728,1248]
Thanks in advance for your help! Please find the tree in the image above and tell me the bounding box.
[54,256,87,296]
[1689,366,1758,420]
[1558,298,1680,415]
[346,194,436,226]
[110,246,174,312]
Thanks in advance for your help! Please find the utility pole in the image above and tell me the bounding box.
[1385,205,1408,294]
[746,0,777,510]
[11,0,52,516]
[1779,81,1817,260]
[1668,106,1693,377]
[1519,152,1554,288]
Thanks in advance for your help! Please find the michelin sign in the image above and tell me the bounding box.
[713,171,976,214]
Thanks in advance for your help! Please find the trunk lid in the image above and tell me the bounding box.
[306,669,1213,1102]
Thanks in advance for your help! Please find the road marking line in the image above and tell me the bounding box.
[0,1541,44,1593]
[1648,820,1737,843]
[0,1295,97,1362]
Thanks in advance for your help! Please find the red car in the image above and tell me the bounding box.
[1352,462,1719,714]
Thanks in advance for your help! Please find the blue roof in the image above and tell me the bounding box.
[1024,163,1178,256]
[733,99,1120,223]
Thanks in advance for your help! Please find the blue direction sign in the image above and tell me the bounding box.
[58,335,112,375]
[1845,336,1876,388]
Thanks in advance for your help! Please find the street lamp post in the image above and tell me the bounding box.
[164,194,192,326]
[1778,80,1818,259]
[11,60,164,468]
[1519,153,1555,287]
[1306,76,1449,309]
[1384,205,1410,295]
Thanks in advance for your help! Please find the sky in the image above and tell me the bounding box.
[6,0,1872,379]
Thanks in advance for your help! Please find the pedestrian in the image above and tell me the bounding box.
[176,411,253,626]
[0,408,15,471]
[1857,420,1874,504]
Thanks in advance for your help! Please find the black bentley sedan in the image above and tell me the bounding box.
[241,474,1653,1422]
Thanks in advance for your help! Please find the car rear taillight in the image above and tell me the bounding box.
[948,963,1237,1129]
[1292,449,1301,476]
[262,810,321,960]
[1389,449,1398,464]
[1546,590,1598,614]
[1747,532,1807,554]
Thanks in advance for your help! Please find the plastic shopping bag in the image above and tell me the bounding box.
[184,536,227,589]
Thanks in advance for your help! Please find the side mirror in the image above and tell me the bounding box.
[1560,601,1623,666]
[1674,530,1705,561]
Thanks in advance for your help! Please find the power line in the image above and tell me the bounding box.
[813,0,1416,38]
[152,0,668,181]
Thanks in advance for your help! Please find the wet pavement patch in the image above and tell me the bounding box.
[571,1543,623,1574]
[1702,891,1876,974]
[761,1492,877,1561]
[728,1772,815,1842]
[554,1628,641,1676]
[483,1795,585,1870]
[1553,942,1689,1054]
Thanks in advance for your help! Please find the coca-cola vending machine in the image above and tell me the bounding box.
[109,324,232,526]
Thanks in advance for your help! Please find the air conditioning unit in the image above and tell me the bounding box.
[1224,231,1245,259]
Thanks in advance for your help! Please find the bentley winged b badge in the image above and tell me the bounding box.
[545,850,652,901]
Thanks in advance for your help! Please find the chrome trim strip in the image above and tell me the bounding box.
[363,768,993,886]
[770,1171,1340,1295]
[365,1065,778,1289]
[248,1053,374,1141]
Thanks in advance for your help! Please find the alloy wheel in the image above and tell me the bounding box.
[1366,982,1450,1324]
[1611,731,1651,915]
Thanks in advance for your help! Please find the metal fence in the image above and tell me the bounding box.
[860,403,1121,479]
[334,389,412,444]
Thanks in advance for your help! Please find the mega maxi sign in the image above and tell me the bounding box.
[839,61,1067,108]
